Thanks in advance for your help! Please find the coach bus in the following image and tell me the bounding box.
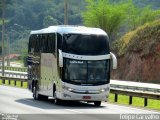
[27,26,117,106]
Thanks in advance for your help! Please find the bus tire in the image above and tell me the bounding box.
[33,86,48,100]
[41,95,48,100]
[94,101,101,106]
[31,81,34,92]
[33,86,39,100]
[53,91,61,105]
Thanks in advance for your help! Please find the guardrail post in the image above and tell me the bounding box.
[129,96,132,105]
[2,79,5,84]
[8,80,11,85]
[21,81,23,87]
[14,80,16,86]
[114,93,118,102]
[144,98,148,107]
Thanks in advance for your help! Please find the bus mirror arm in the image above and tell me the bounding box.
[58,49,63,67]
[110,52,117,69]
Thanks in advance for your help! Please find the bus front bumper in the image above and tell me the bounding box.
[57,89,109,102]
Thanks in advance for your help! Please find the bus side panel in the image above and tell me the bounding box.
[39,53,57,96]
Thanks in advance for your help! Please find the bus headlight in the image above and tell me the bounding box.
[62,85,73,92]
[100,89,105,92]
[68,88,73,91]
[100,87,110,93]
[99,89,105,93]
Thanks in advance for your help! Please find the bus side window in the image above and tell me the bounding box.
[47,33,55,54]
[31,35,36,54]
[28,35,33,53]
[41,34,47,53]
[47,34,51,53]
[34,35,40,53]
[38,35,42,53]
[39,35,42,53]
[52,34,56,54]
[57,33,62,50]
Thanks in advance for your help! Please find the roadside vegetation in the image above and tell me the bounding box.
[82,0,160,41]
[0,0,159,57]
[112,20,160,56]
[109,93,160,111]
[0,80,27,88]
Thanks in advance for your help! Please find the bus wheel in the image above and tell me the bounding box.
[33,86,39,100]
[94,101,101,107]
[33,87,48,100]
[54,91,60,105]
[41,95,48,100]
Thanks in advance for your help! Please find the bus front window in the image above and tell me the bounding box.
[63,34,109,55]
[88,61,109,82]
[63,59,110,85]
[64,59,87,83]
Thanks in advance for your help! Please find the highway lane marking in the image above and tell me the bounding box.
[65,109,83,114]
[1,86,159,114]
[102,102,160,114]
[21,98,83,114]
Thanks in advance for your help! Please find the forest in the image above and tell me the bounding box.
[0,0,160,57]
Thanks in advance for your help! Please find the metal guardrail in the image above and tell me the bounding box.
[0,71,27,79]
[0,69,160,107]
[110,84,160,94]
[0,66,27,87]
[110,83,160,107]
[0,66,27,72]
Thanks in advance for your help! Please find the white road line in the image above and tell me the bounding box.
[65,109,83,114]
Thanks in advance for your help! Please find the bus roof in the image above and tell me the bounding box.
[30,25,108,36]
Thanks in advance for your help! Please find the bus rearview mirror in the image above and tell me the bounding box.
[58,49,63,67]
[110,52,117,69]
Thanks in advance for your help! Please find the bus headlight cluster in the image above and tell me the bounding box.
[100,89,105,92]
[99,87,110,93]
[62,85,74,92]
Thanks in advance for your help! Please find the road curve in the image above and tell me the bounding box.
[0,85,159,120]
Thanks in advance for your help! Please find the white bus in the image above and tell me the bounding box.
[27,26,117,106]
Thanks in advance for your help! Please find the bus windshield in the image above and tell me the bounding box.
[62,34,109,55]
[63,59,110,85]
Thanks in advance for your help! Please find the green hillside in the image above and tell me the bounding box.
[112,20,160,83]
[113,20,160,56]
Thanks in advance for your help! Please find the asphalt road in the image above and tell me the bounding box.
[0,85,159,120]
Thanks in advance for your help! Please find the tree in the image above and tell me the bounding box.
[127,1,160,30]
[43,16,58,27]
[82,0,160,41]
[82,0,129,40]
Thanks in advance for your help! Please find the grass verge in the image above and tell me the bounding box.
[0,79,27,88]
[109,93,160,111]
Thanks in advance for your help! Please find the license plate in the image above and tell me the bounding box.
[83,96,91,99]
